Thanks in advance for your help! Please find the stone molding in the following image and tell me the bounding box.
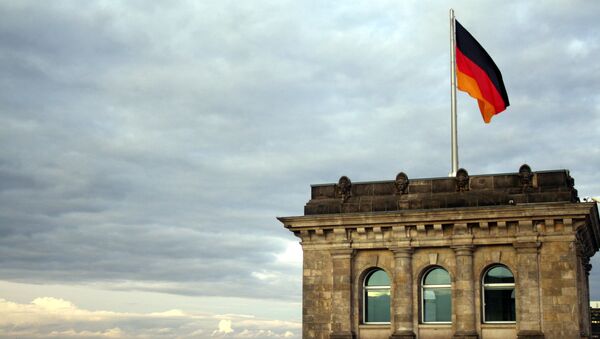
[516,330,544,339]
[453,330,479,339]
[390,330,416,339]
[281,205,595,253]
[280,203,598,249]
[329,331,355,339]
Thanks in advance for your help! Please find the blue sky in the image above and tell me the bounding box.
[1,1,600,338]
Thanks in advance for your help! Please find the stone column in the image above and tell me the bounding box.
[579,255,591,338]
[514,241,544,339]
[330,249,355,339]
[390,247,416,339]
[452,245,478,339]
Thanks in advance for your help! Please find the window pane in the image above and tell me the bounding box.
[366,270,390,286]
[423,287,451,322]
[484,266,514,284]
[366,290,390,322]
[484,288,515,321]
[424,268,450,285]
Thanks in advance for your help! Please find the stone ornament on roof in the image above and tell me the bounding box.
[336,176,352,203]
[566,172,579,202]
[395,172,409,195]
[456,168,469,192]
[519,164,533,192]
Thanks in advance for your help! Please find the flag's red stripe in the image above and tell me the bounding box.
[456,48,507,114]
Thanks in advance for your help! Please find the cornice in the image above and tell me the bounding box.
[279,202,599,253]
[279,202,595,229]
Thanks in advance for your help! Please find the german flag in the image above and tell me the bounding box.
[456,20,509,123]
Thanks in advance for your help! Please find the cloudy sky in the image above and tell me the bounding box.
[1,1,600,338]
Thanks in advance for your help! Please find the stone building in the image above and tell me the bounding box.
[278,165,600,339]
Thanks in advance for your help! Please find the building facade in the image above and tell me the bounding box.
[278,166,600,339]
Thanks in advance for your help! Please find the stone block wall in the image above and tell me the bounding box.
[297,238,595,338]
[540,241,585,338]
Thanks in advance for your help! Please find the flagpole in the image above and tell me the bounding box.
[449,9,459,176]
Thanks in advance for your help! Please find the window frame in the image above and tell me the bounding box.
[362,268,391,325]
[420,266,452,324]
[481,264,516,324]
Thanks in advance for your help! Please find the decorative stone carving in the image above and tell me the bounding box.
[336,176,352,202]
[429,253,438,265]
[395,172,409,195]
[567,173,579,202]
[572,189,579,202]
[456,168,469,192]
[583,257,592,276]
[567,172,575,188]
[519,164,533,191]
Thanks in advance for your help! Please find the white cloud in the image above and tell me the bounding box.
[275,241,303,266]
[566,39,589,58]
[47,328,123,338]
[216,319,234,334]
[0,297,300,339]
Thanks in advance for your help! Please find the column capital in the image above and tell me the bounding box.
[451,244,474,256]
[390,247,414,258]
[330,248,355,259]
[513,241,540,253]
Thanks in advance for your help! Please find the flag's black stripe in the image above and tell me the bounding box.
[456,20,509,106]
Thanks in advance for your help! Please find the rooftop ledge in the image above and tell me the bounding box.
[302,165,579,216]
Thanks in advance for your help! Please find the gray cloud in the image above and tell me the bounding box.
[1,1,600,331]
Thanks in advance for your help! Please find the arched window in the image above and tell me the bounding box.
[363,269,391,324]
[482,265,515,323]
[421,267,451,323]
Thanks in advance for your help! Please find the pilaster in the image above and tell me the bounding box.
[330,248,355,339]
[452,245,478,339]
[390,247,416,339]
[514,241,544,339]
